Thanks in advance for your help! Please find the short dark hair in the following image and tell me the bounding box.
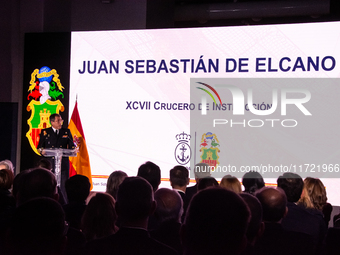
[277,173,303,202]
[137,161,161,191]
[116,177,154,221]
[65,175,91,202]
[170,165,189,187]
[242,171,265,195]
[50,113,61,123]
[197,177,219,191]
[12,170,31,200]
[17,168,57,205]
[182,188,250,255]
[36,158,53,171]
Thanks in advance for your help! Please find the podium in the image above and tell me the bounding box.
[43,148,77,187]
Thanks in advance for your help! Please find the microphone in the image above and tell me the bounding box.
[67,135,77,149]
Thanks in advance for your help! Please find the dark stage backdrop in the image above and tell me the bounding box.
[21,32,71,171]
[0,103,18,166]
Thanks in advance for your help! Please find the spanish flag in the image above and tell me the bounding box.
[68,101,93,190]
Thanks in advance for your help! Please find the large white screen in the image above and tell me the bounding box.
[70,22,340,205]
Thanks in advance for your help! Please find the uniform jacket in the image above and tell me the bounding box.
[37,127,75,150]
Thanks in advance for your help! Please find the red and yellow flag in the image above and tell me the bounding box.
[68,101,93,190]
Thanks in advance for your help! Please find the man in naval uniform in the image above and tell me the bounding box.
[37,113,75,198]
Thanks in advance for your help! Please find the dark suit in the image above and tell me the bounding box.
[185,184,197,202]
[37,127,75,196]
[86,227,178,255]
[281,202,327,252]
[177,190,189,223]
[253,222,315,255]
[325,227,340,255]
[63,201,87,229]
[150,220,182,254]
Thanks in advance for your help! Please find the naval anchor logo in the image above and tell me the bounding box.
[26,66,65,155]
[200,132,220,168]
[175,132,191,165]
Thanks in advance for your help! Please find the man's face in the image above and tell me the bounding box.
[51,116,63,130]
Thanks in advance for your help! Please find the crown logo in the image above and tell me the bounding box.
[176,132,191,143]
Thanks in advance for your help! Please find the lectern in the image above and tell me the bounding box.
[43,148,77,187]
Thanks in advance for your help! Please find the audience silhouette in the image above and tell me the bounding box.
[106,170,127,200]
[220,174,242,193]
[277,173,327,253]
[0,167,16,255]
[86,177,177,255]
[239,192,264,254]
[8,197,68,255]
[298,177,332,226]
[197,176,219,190]
[242,171,265,195]
[0,159,15,174]
[185,163,210,202]
[181,187,250,255]
[16,167,59,206]
[2,159,338,255]
[254,187,315,255]
[169,165,190,223]
[63,174,91,229]
[137,161,161,192]
[81,192,118,241]
[151,188,183,254]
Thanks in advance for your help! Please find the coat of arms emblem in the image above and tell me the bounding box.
[199,132,220,167]
[26,66,64,155]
